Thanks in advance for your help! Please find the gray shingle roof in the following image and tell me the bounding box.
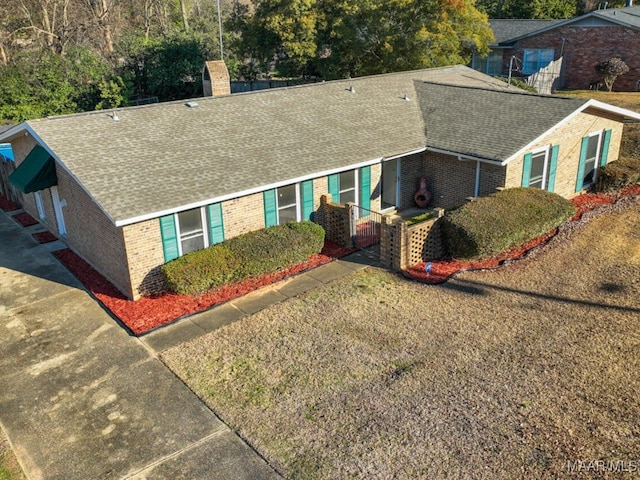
[415,82,587,160]
[492,6,640,44]
[23,66,509,225]
[489,19,564,45]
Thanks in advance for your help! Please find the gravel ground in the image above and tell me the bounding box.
[162,197,640,479]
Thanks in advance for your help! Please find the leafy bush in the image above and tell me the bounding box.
[494,76,537,93]
[441,188,576,259]
[595,57,629,92]
[162,221,325,295]
[406,211,434,226]
[593,157,640,192]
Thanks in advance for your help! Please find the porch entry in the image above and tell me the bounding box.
[350,204,383,259]
[381,157,399,210]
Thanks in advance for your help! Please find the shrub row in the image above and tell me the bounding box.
[161,221,325,295]
[593,157,640,192]
[441,188,576,259]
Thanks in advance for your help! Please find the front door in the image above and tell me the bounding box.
[381,158,399,210]
[51,186,67,237]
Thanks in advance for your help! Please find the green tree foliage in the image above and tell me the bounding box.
[595,57,629,92]
[476,0,578,18]
[0,49,127,123]
[231,0,493,79]
[118,34,208,101]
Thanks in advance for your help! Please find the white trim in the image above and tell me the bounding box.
[275,183,301,224]
[175,207,209,256]
[384,147,426,161]
[34,191,46,221]
[115,157,382,227]
[580,130,604,190]
[474,161,481,198]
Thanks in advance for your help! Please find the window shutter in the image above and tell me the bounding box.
[207,203,225,244]
[359,166,371,210]
[599,129,612,167]
[328,174,339,203]
[159,215,179,262]
[576,136,590,193]
[263,189,277,227]
[301,180,314,221]
[547,145,559,193]
[521,153,533,187]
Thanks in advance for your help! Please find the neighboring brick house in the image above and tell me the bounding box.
[1,65,639,300]
[473,6,640,91]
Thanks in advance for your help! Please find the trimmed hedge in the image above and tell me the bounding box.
[441,188,576,259]
[593,157,640,193]
[162,221,325,295]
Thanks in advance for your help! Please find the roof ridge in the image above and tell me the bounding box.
[420,81,588,101]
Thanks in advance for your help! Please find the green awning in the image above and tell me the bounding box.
[8,145,58,194]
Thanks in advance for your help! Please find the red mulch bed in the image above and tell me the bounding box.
[404,187,640,285]
[0,193,19,212]
[53,240,354,335]
[32,231,58,244]
[12,212,38,227]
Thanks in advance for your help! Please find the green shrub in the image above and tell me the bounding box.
[593,157,640,192]
[441,188,576,259]
[161,221,325,295]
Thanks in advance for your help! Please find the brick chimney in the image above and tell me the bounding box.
[202,60,231,97]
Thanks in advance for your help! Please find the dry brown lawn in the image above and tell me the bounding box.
[162,197,640,479]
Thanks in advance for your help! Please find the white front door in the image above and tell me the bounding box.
[381,158,399,211]
[51,186,67,237]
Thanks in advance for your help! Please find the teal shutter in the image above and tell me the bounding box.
[263,189,277,227]
[359,166,371,210]
[547,145,559,192]
[159,215,179,262]
[576,136,590,192]
[207,203,224,244]
[599,129,612,167]
[328,174,339,203]
[301,180,314,220]
[521,153,532,187]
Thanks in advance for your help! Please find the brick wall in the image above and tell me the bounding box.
[505,110,623,197]
[399,152,427,209]
[55,168,133,298]
[505,25,640,91]
[425,152,475,209]
[222,192,266,239]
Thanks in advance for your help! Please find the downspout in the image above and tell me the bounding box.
[475,160,481,198]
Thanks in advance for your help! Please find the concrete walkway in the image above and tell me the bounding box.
[0,209,280,479]
[0,207,377,479]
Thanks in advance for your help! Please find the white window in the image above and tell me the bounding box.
[339,170,356,204]
[581,132,602,189]
[176,208,207,255]
[528,148,550,190]
[522,49,554,75]
[472,51,503,76]
[277,184,299,224]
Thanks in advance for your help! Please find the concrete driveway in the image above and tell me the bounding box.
[0,209,280,479]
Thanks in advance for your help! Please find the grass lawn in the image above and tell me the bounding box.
[0,430,25,480]
[162,196,640,479]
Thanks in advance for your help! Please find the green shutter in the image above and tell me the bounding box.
[159,215,179,262]
[359,166,371,210]
[328,174,339,203]
[576,136,590,192]
[263,189,277,227]
[521,153,532,187]
[547,145,559,192]
[599,129,612,167]
[301,180,314,221]
[207,203,225,244]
